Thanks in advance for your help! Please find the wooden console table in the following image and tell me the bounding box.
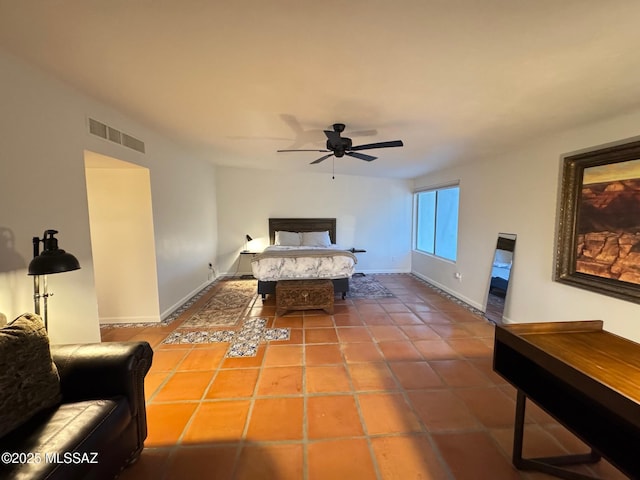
[493,321,640,480]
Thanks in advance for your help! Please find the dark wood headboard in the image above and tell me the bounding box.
[496,235,516,252]
[268,218,337,245]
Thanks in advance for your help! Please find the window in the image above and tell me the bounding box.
[415,185,459,261]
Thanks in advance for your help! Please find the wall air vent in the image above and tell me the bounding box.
[107,126,122,144]
[88,118,145,154]
[88,118,107,139]
[122,133,146,153]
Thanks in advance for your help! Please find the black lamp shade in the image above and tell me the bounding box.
[28,230,81,275]
[246,234,253,242]
[28,251,80,275]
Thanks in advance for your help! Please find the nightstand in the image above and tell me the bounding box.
[348,248,366,276]
[239,251,259,279]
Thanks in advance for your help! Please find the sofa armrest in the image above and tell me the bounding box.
[51,341,153,415]
[50,341,153,462]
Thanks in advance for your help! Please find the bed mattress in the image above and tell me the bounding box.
[250,246,357,281]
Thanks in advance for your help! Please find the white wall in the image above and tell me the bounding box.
[85,154,161,324]
[0,48,218,343]
[412,110,640,343]
[215,167,413,276]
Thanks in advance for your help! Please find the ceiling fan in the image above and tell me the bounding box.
[277,123,404,164]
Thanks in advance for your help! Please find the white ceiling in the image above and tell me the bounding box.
[2,1,640,179]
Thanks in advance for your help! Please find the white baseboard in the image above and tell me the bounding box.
[99,315,161,324]
[411,271,484,311]
[356,268,411,275]
[160,277,217,320]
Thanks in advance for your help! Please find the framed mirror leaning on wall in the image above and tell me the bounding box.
[485,233,516,325]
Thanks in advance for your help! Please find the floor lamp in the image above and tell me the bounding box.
[28,229,80,331]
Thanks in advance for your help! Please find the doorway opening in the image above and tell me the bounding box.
[84,151,160,324]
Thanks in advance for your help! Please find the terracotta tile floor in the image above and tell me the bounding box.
[104,274,626,480]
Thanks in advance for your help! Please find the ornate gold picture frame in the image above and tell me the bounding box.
[555,139,640,303]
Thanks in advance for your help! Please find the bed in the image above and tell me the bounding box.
[490,263,511,297]
[251,218,357,299]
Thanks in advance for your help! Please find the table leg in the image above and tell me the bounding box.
[512,390,602,480]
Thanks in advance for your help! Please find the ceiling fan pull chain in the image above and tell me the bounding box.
[332,157,335,180]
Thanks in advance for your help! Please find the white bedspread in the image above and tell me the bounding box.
[250,246,357,281]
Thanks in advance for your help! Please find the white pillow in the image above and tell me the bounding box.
[301,231,332,247]
[274,231,301,246]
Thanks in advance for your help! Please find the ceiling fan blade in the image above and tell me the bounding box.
[228,135,292,141]
[349,129,378,137]
[350,140,404,151]
[310,153,334,164]
[347,151,377,162]
[280,114,304,134]
[277,149,329,152]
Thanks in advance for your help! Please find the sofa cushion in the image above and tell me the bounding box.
[0,313,61,437]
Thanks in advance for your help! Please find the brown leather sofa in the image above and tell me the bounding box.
[0,341,153,480]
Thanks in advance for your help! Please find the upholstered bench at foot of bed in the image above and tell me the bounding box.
[275,279,334,316]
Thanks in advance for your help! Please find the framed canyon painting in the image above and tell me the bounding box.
[555,139,640,303]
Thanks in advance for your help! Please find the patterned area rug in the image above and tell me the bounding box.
[159,275,392,356]
[163,279,291,356]
[348,275,395,298]
[163,317,290,357]
[179,279,257,328]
